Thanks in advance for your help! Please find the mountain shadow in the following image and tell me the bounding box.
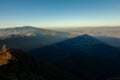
[96,36,120,49]
[1,34,120,80]
[30,34,120,80]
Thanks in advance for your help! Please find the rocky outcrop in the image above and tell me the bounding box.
[0,45,43,80]
[0,45,13,66]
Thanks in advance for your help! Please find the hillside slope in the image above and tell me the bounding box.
[0,45,42,80]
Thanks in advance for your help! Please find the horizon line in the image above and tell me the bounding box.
[0,25,120,29]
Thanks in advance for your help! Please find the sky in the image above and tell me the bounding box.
[0,0,120,28]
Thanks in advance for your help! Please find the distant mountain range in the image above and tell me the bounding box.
[0,26,71,51]
[0,26,71,38]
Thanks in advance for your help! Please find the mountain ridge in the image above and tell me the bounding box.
[0,26,71,51]
[0,26,71,38]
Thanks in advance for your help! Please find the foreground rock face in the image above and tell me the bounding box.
[0,45,80,80]
[0,45,12,66]
[0,45,42,80]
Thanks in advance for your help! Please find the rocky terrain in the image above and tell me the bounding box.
[0,45,43,80]
[0,45,82,80]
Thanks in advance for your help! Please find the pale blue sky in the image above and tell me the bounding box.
[0,0,120,28]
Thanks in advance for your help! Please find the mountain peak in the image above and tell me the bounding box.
[81,34,91,37]
[15,26,37,29]
[59,34,103,47]
[21,26,34,27]
[77,34,94,39]
[72,34,97,41]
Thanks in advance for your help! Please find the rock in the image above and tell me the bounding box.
[0,45,42,80]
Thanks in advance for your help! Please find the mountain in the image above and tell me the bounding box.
[56,34,103,47]
[30,34,120,79]
[0,26,70,38]
[1,26,120,79]
[0,26,71,51]
[0,45,84,80]
[31,34,120,59]
[0,45,43,80]
[1,34,120,80]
